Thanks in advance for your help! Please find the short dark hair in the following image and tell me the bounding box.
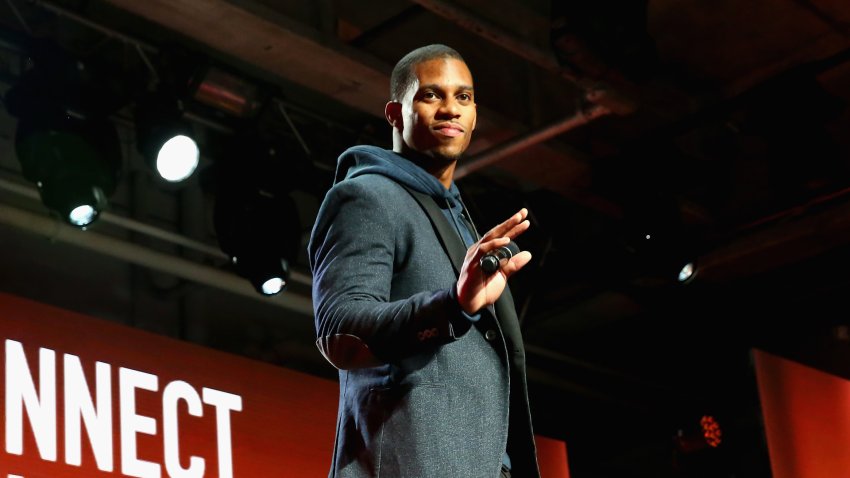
[390,44,466,102]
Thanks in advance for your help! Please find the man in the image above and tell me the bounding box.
[309,44,539,478]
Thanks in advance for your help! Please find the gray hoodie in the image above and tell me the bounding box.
[335,145,479,249]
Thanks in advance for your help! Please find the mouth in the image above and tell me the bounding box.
[433,124,465,138]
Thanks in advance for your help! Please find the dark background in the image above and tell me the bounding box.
[2,1,850,476]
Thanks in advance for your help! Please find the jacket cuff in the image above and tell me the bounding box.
[447,285,476,338]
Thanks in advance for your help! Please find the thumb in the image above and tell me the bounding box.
[502,251,532,277]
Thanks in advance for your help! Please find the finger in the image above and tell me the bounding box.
[503,219,530,240]
[491,208,527,237]
[502,251,532,277]
[481,208,528,241]
[476,236,511,257]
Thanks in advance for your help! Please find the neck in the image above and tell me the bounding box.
[394,145,456,189]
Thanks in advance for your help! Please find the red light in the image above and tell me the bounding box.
[192,67,261,118]
[701,415,722,447]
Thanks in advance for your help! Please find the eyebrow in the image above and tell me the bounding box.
[419,83,475,92]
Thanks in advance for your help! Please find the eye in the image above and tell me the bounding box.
[457,93,472,102]
[422,91,439,100]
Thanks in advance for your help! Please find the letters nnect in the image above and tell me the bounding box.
[4,339,243,478]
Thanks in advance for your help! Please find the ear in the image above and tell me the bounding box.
[471,103,477,132]
[385,101,402,130]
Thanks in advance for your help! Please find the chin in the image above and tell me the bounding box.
[432,148,465,161]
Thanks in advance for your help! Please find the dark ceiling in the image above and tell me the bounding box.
[2,0,850,476]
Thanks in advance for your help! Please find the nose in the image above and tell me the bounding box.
[436,97,461,119]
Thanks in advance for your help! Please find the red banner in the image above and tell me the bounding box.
[0,292,569,477]
[0,292,338,477]
[754,349,850,478]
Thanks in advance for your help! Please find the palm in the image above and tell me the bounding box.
[456,209,533,315]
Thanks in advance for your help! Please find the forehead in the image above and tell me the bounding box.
[411,58,473,89]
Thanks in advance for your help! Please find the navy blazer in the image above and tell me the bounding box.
[309,173,539,478]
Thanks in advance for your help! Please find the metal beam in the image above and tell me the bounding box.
[696,188,850,282]
[40,0,609,205]
[409,0,636,115]
[99,0,390,117]
[455,103,611,179]
[0,176,312,286]
[30,0,157,52]
[0,202,314,315]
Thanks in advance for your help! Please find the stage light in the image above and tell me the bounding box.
[678,262,696,283]
[135,91,199,182]
[4,44,124,228]
[620,193,703,287]
[7,97,121,228]
[700,415,722,448]
[261,277,285,296]
[227,250,290,297]
[68,205,96,226]
[237,256,290,296]
[211,136,302,296]
[673,413,728,476]
[675,414,723,453]
[156,134,199,182]
[44,179,108,227]
[13,113,120,227]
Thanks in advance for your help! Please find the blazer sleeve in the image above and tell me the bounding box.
[308,178,471,370]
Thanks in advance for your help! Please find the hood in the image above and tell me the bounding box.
[335,145,462,205]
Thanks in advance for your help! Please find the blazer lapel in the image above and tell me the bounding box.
[400,183,525,354]
[494,286,525,354]
[399,185,466,275]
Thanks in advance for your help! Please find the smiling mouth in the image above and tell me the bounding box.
[433,125,464,138]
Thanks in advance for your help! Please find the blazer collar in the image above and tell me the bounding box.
[401,185,467,276]
[400,185,525,352]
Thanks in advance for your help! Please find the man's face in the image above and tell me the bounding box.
[397,58,476,161]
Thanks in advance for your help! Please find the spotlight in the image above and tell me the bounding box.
[675,414,723,452]
[623,228,699,287]
[69,205,97,227]
[135,90,199,182]
[253,267,287,296]
[5,48,122,228]
[232,255,289,296]
[11,112,121,227]
[211,136,302,296]
[261,277,285,295]
[673,414,728,476]
[678,261,696,283]
[620,193,702,286]
[156,134,199,182]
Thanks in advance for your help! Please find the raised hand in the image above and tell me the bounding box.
[456,208,532,315]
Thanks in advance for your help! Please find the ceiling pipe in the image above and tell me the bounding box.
[410,0,561,73]
[0,202,314,315]
[0,176,224,256]
[0,177,313,286]
[455,103,610,179]
[27,0,157,53]
[695,191,850,283]
[32,0,608,187]
[409,0,635,115]
[100,0,390,117]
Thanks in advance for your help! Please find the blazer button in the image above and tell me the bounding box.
[485,329,498,341]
